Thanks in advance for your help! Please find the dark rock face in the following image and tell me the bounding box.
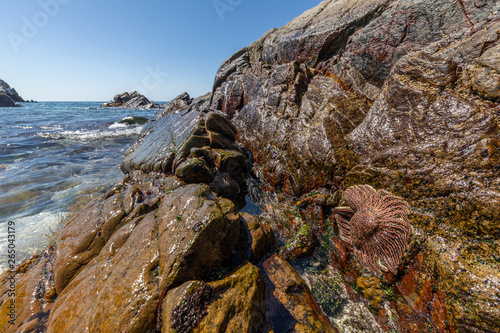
[0,93,19,107]
[117,116,149,125]
[0,79,24,107]
[101,91,160,109]
[121,94,248,197]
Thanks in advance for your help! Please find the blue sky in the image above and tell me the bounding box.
[0,0,321,101]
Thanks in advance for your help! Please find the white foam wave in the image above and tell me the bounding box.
[36,126,143,140]
[9,125,34,129]
[108,122,129,129]
[40,125,63,131]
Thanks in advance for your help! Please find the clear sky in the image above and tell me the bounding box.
[0,0,322,102]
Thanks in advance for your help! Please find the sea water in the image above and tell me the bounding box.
[0,102,157,273]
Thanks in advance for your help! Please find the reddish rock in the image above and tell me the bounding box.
[156,184,244,292]
[240,212,276,263]
[263,254,338,332]
[47,212,160,332]
[0,247,55,332]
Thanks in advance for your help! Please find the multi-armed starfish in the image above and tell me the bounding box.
[333,185,412,275]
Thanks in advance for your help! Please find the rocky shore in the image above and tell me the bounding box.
[1,0,499,332]
[0,79,24,107]
[102,91,161,109]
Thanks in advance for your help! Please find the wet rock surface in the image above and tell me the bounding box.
[208,0,500,331]
[263,254,338,332]
[0,93,20,107]
[0,96,274,332]
[162,263,272,333]
[2,0,500,332]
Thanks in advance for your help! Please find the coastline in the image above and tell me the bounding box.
[1,0,499,332]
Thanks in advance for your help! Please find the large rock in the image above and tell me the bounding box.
[0,79,24,107]
[263,254,338,332]
[0,79,24,103]
[162,263,272,332]
[48,212,160,332]
[0,94,260,332]
[101,91,160,109]
[121,96,249,197]
[3,1,500,332]
[1,169,254,332]
[156,184,244,292]
[0,93,18,107]
[0,249,55,333]
[209,0,500,332]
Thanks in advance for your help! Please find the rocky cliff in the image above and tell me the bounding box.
[1,0,499,332]
[209,0,500,331]
[0,79,24,107]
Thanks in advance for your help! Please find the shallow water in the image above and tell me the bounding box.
[0,102,157,273]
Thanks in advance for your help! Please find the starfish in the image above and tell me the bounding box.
[333,185,412,275]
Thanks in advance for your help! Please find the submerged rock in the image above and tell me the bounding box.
[116,115,149,125]
[263,254,338,332]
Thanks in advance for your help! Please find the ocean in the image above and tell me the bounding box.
[0,102,157,273]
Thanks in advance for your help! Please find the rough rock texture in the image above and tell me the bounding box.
[0,79,24,102]
[209,0,500,332]
[2,1,500,332]
[121,101,249,197]
[162,263,272,332]
[0,249,54,332]
[263,254,338,332]
[240,212,276,263]
[153,91,194,120]
[0,94,274,332]
[0,79,24,107]
[101,91,160,109]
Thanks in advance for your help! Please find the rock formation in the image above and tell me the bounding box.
[101,91,160,109]
[1,0,499,332]
[208,0,500,331]
[0,98,277,333]
[0,79,24,107]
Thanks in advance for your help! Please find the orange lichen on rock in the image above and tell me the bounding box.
[357,276,385,309]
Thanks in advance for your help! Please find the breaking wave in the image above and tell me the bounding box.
[36,126,143,140]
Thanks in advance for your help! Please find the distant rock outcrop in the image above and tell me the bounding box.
[0,79,24,107]
[101,91,160,109]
